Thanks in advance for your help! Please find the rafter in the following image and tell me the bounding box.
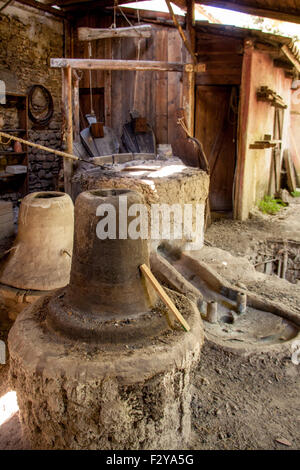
[196,1,300,25]
[13,0,67,17]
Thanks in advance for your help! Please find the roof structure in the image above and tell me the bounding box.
[10,0,300,25]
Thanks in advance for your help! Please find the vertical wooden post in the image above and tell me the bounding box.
[73,72,80,142]
[63,65,73,195]
[182,0,196,137]
[234,38,254,220]
[104,38,112,127]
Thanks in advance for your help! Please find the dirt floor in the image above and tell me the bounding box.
[0,203,299,450]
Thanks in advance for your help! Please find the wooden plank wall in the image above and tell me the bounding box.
[73,15,186,147]
[73,14,244,145]
[196,33,243,86]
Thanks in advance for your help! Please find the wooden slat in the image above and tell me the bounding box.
[51,58,184,72]
[284,149,297,193]
[168,29,183,147]
[196,73,241,86]
[111,38,123,139]
[139,264,191,332]
[63,66,73,195]
[104,38,112,127]
[78,25,152,41]
[154,29,168,143]
[73,73,80,141]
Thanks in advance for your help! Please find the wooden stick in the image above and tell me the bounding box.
[165,0,197,64]
[0,131,80,161]
[50,58,184,72]
[140,263,191,332]
[0,132,155,168]
[78,25,152,41]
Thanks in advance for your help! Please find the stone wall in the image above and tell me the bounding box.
[28,130,61,192]
[0,5,64,197]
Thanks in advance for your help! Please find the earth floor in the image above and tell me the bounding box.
[0,203,299,450]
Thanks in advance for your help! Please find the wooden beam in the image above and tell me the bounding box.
[194,4,222,23]
[73,72,80,142]
[78,25,152,41]
[165,0,197,64]
[14,0,66,18]
[63,66,73,195]
[51,58,184,72]
[182,0,196,137]
[234,39,254,221]
[281,45,300,73]
[273,58,293,70]
[196,1,300,25]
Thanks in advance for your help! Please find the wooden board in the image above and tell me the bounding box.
[78,25,152,41]
[139,264,190,332]
[195,85,237,212]
[283,149,297,193]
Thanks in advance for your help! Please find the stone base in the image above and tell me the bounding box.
[9,290,203,450]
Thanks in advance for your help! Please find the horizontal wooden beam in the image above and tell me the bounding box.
[78,25,152,41]
[196,0,300,25]
[51,58,184,72]
[14,0,66,18]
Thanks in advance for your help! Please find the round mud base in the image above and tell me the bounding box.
[0,283,48,321]
[9,292,203,450]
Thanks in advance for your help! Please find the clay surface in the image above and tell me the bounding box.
[72,160,209,251]
[0,192,74,291]
[9,290,203,450]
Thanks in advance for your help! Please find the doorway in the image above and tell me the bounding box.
[195,85,238,214]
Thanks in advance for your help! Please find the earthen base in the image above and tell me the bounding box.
[9,291,203,450]
[0,283,48,321]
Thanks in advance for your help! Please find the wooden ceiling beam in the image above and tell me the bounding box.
[195,1,300,24]
[47,0,144,10]
[13,0,67,18]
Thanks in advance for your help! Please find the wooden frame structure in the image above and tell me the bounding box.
[51,40,201,194]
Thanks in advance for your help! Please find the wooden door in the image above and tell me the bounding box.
[195,85,237,212]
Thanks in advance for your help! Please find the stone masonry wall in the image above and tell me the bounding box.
[28,129,62,192]
[0,5,64,197]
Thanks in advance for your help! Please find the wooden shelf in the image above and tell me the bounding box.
[0,172,26,179]
[2,129,26,133]
[0,151,27,155]
[0,93,28,196]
